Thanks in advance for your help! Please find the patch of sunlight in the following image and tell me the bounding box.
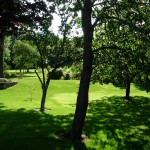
[89,92,102,100]
[97,130,108,142]
[107,112,115,116]
[115,129,124,139]
[136,125,149,130]
[52,93,77,105]
[91,130,119,150]
[128,125,148,135]
[114,118,121,121]
[123,113,131,117]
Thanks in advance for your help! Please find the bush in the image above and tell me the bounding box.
[0,78,9,82]
[49,68,63,80]
[64,73,71,80]
[4,71,17,78]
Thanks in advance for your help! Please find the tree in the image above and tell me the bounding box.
[91,0,150,100]
[54,0,94,141]
[55,0,150,140]
[13,40,39,72]
[4,37,11,70]
[25,15,81,112]
[0,0,47,78]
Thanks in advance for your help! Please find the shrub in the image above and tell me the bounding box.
[64,73,71,80]
[49,68,63,80]
[4,71,17,78]
[0,78,9,82]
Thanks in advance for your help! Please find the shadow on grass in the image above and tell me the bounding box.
[1,96,150,150]
[85,96,150,150]
[0,104,88,150]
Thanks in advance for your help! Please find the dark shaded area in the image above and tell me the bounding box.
[0,103,88,150]
[1,96,150,149]
[84,96,150,150]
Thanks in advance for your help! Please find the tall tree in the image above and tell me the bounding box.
[91,0,150,100]
[69,0,94,141]
[58,0,150,140]
[0,0,47,78]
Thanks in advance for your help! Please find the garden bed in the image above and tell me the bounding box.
[0,78,17,90]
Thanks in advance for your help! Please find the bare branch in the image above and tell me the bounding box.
[35,69,43,85]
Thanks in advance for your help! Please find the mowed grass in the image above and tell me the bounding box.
[0,71,150,150]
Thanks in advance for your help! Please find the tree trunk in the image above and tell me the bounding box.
[40,85,48,112]
[27,68,29,72]
[69,0,93,141]
[40,75,52,112]
[125,79,131,100]
[0,31,5,78]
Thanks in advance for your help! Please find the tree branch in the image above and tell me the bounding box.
[35,69,43,85]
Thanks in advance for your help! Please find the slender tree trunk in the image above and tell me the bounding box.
[125,79,131,100]
[0,31,5,78]
[40,74,52,112]
[40,85,48,112]
[69,0,93,141]
[27,68,29,72]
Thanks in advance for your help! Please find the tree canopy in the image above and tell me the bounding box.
[0,0,48,78]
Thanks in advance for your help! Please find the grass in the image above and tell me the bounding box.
[0,71,150,150]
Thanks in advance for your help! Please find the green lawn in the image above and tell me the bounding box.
[0,71,150,150]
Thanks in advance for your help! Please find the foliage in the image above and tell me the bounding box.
[4,37,11,69]
[23,0,83,112]
[13,40,39,71]
[0,0,48,35]
[4,71,17,78]
[49,68,63,79]
[91,0,150,97]
[0,0,48,78]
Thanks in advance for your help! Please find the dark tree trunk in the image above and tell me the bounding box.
[10,36,16,69]
[39,74,52,112]
[0,32,5,78]
[27,68,29,72]
[69,0,93,141]
[40,86,48,112]
[125,80,131,100]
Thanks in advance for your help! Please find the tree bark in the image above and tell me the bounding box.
[125,79,131,100]
[40,86,48,112]
[40,73,52,112]
[69,0,93,141]
[0,31,5,78]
